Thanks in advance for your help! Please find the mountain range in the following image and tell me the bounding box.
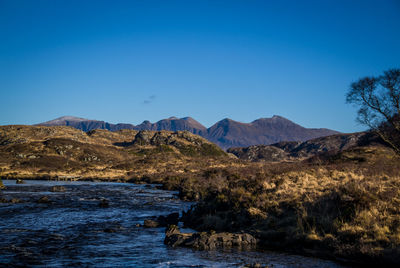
[37,115,339,149]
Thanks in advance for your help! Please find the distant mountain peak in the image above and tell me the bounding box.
[54,115,89,121]
[182,116,193,120]
[39,116,91,125]
[219,118,234,123]
[272,115,283,118]
[252,115,289,122]
[167,116,179,120]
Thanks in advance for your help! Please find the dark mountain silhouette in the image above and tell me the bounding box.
[37,115,339,149]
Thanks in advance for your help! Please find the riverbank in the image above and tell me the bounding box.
[130,145,400,266]
[0,179,344,267]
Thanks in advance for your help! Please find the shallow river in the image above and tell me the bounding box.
[0,180,345,267]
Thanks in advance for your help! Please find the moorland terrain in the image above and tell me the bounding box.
[1,124,400,265]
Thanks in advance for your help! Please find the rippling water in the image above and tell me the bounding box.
[0,180,345,267]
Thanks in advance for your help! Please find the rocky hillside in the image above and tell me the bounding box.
[227,132,379,161]
[37,115,339,149]
[0,125,228,180]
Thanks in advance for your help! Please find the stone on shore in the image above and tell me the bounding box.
[143,212,180,228]
[164,225,257,250]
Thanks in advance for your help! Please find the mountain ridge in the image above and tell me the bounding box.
[35,115,340,149]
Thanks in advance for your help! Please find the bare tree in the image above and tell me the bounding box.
[346,69,400,154]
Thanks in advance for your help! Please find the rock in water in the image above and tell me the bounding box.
[51,186,66,192]
[37,196,51,204]
[143,219,160,228]
[143,213,180,228]
[16,179,25,184]
[99,199,109,208]
[164,225,257,250]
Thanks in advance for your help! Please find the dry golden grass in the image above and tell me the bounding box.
[175,145,400,264]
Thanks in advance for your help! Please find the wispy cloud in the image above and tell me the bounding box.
[143,95,156,105]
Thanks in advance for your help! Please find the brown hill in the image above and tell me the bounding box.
[0,125,227,180]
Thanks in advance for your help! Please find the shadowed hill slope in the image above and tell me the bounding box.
[227,132,379,162]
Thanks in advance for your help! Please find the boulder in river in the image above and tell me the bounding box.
[242,263,267,268]
[37,196,51,204]
[16,179,25,184]
[143,219,160,228]
[10,198,22,203]
[143,212,180,228]
[51,186,66,192]
[99,199,109,208]
[0,197,22,203]
[164,225,257,250]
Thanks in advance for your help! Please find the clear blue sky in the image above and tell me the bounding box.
[1,0,399,132]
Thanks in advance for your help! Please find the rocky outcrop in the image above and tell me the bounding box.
[164,225,257,250]
[227,145,288,162]
[228,132,380,162]
[132,130,225,157]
